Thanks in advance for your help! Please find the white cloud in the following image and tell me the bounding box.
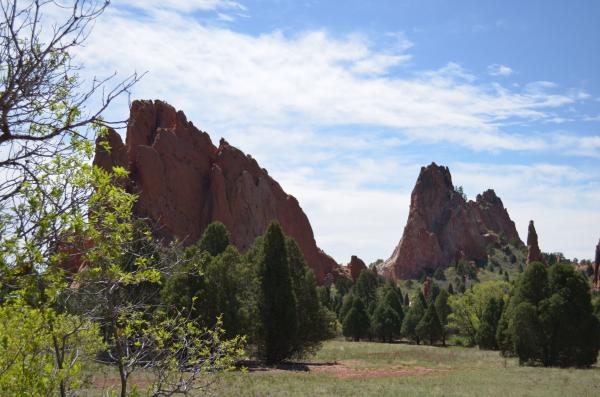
[487,63,514,77]
[75,8,582,154]
[67,4,600,264]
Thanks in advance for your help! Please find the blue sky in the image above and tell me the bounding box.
[73,0,599,263]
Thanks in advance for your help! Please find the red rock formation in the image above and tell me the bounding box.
[526,220,545,266]
[593,239,600,291]
[381,163,522,279]
[94,100,338,283]
[347,255,367,282]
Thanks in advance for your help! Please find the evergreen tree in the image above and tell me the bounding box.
[416,303,443,345]
[258,222,298,364]
[339,291,355,321]
[355,270,382,313]
[401,293,426,344]
[198,222,230,256]
[404,293,410,306]
[434,289,451,346]
[371,301,401,342]
[342,298,370,341]
[427,282,441,305]
[382,288,404,325]
[500,262,600,367]
[476,297,504,350]
[286,237,333,356]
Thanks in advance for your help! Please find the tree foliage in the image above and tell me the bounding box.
[475,297,504,350]
[0,0,139,203]
[342,298,370,341]
[401,292,426,344]
[258,222,298,364]
[447,281,510,346]
[499,262,600,367]
[416,303,443,345]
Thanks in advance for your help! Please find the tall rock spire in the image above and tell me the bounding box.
[526,220,544,265]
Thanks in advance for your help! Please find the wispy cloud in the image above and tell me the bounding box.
[70,3,600,261]
[487,63,514,76]
[76,7,584,154]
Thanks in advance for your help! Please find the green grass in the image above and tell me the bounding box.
[217,339,600,397]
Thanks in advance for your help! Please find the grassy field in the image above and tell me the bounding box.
[215,339,599,397]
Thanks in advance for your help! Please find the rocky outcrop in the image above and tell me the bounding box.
[94,100,339,283]
[593,239,600,291]
[347,255,367,282]
[526,220,545,265]
[381,163,522,279]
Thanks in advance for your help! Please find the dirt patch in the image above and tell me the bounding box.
[309,360,448,379]
[245,360,448,379]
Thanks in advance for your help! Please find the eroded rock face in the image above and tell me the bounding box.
[381,163,523,279]
[526,220,545,266]
[347,255,367,282]
[94,100,339,283]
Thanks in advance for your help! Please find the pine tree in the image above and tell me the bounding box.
[501,262,600,367]
[198,221,230,256]
[371,301,401,342]
[382,289,404,325]
[434,289,451,346]
[258,222,298,364]
[401,293,425,344]
[286,237,332,356]
[416,303,443,345]
[339,292,355,321]
[355,270,382,313]
[342,298,370,341]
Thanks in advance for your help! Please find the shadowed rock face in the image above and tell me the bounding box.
[526,220,545,265]
[381,163,522,279]
[94,100,339,283]
[347,255,367,282]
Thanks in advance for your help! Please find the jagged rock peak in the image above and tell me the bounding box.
[526,220,544,266]
[347,255,367,282]
[381,163,523,280]
[94,99,339,283]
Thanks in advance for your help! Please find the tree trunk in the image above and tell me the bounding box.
[118,363,127,397]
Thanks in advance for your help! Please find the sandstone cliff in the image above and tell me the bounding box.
[94,100,339,283]
[381,163,522,279]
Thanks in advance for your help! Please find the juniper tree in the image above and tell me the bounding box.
[342,298,370,341]
[416,303,443,345]
[258,222,298,364]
